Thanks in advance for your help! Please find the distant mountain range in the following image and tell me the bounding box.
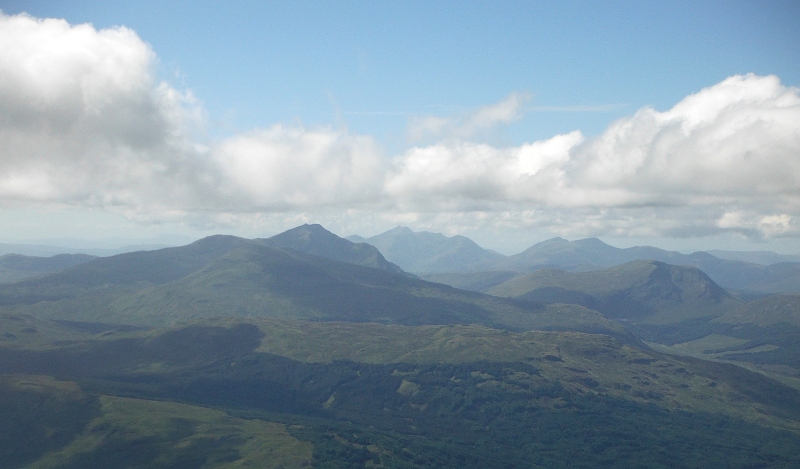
[486,237,800,294]
[0,225,624,339]
[2,223,800,467]
[486,260,740,325]
[0,253,96,283]
[0,242,171,257]
[346,226,504,274]
[709,249,800,265]
[1,223,797,378]
[349,227,800,294]
[5,226,799,295]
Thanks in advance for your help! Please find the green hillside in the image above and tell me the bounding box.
[0,242,626,338]
[0,375,313,469]
[0,235,253,307]
[1,319,800,468]
[3,228,799,468]
[648,295,800,386]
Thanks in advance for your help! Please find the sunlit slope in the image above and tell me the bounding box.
[246,319,800,426]
[2,319,800,468]
[0,312,147,350]
[0,235,253,307]
[0,224,404,308]
[487,260,741,324]
[0,375,312,469]
[5,316,791,429]
[650,295,800,382]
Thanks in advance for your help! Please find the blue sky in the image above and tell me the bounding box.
[1,1,799,253]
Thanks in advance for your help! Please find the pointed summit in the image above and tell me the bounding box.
[260,224,405,274]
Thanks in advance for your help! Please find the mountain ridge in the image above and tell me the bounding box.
[0,231,628,339]
[351,226,505,274]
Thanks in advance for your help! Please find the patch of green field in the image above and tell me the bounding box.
[656,334,751,356]
[0,313,147,350]
[25,395,313,469]
[0,372,313,469]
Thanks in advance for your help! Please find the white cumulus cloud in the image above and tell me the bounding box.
[0,12,386,218]
[212,124,385,210]
[0,12,205,213]
[1,11,799,241]
[389,74,800,238]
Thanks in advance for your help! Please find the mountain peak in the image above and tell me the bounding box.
[527,237,569,249]
[362,227,504,274]
[265,223,343,247]
[574,237,612,248]
[261,224,404,274]
[386,226,415,235]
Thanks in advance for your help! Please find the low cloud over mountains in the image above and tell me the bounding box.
[1,12,799,240]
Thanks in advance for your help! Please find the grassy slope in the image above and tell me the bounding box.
[483,262,800,379]
[4,244,627,340]
[0,235,253,308]
[0,375,312,469]
[2,319,800,467]
[0,312,154,352]
[242,319,799,427]
[3,317,799,428]
[646,294,800,388]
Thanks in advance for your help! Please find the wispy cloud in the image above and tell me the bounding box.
[407,92,531,143]
[526,103,629,112]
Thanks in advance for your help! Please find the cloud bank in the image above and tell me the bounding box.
[1,12,799,240]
